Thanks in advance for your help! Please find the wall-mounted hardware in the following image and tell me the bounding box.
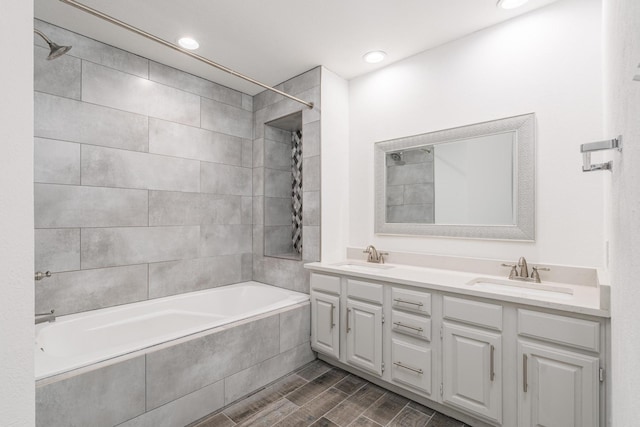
[35,271,52,281]
[35,309,56,324]
[580,136,622,172]
[634,63,640,82]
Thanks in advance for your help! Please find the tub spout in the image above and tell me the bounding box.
[36,309,56,324]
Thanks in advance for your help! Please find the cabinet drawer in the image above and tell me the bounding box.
[392,288,431,316]
[443,296,502,331]
[518,309,600,352]
[347,279,383,304]
[392,310,431,341]
[391,339,432,395]
[311,273,341,295]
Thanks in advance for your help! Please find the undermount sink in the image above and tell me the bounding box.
[467,277,574,300]
[333,261,395,271]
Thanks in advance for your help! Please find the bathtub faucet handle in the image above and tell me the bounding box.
[35,309,56,324]
[35,271,52,281]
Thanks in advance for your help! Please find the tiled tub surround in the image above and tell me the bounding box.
[253,68,322,293]
[36,296,313,427]
[36,282,308,379]
[34,19,254,315]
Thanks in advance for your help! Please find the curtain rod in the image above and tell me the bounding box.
[59,0,315,109]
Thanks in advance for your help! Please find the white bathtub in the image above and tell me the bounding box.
[35,281,309,380]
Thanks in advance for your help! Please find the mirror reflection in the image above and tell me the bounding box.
[374,113,535,241]
[385,132,516,226]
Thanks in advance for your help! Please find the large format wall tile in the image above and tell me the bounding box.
[36,356,145,427]
[35,184,148,228]
[149,118,244,165]
[118,379,224,427]
[81,226,199,269]
[149,191,242,226]
[35,92,148,152]
[34,45,81,100]
[265,168,292,198]
[35,228,80,272]
[145,315,280,409]
[201,97,253,139]
[302,191,320,226]
[264,139,292,171]
[148,255,243,298]
[35,264,148,315]
[34,138,80,185]
[82,145,200,193]
[35,19,149,78]
[200,225,252,256]
[265,226,294,255]
[265,197,293,226]
[201,162,252,196]
[82,61,200,127]
[280,304,311,353]
[150,61,243,108]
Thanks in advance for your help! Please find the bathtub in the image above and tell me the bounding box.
[35,281,309,380]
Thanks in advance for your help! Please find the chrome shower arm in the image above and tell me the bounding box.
[58,0,314,109]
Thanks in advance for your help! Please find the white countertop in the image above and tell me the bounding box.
[305,260,610,318]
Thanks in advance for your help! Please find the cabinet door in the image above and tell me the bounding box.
[310,292,340,359]
[518,341,599,427]
[346,299,383,376]
[442,322,502,423]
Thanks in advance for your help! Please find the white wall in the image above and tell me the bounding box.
[321,68,350,262]
[0,1,35,425]
[603,0,640,424]
[348,0,604,267]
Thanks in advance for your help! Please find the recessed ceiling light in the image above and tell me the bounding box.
[363,51,387,64]
[497,0,529,9]
[178,37,200,50]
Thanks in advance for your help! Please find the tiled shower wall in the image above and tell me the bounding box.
[264,126,296,258]
[253,68,321,294]
[34,20,254,315]
[386,149,435,223]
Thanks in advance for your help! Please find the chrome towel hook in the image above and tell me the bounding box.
[580,136,622,172]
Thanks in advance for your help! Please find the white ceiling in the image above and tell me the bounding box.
[34,0,560,95]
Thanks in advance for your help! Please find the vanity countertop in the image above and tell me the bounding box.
[305,260,610,318]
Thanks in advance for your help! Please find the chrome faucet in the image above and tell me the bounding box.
[35,309,56,324]
[363,245,389,264]
[501,257,550,283]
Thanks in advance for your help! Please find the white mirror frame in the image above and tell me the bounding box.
[374,113,535,241]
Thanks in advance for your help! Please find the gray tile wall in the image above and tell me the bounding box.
[34,20,254,313]
[253,68,322,293]
[385,148,435,223]
[36,304,313,427]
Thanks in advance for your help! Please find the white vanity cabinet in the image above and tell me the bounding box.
[307,270,608,427]
[441,297,503,424]
[516,310,600,427]
[345,279,384,376]
[390,287,433,397]
[310,274,341,359]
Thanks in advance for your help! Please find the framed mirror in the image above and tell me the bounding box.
[374,113,535,240]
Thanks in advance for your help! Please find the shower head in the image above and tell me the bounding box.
[389,152,405,166]
[34,29,72,60]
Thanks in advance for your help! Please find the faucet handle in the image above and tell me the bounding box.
[501,263,518,280]
[530,266,550,283]
[378,252,389,264]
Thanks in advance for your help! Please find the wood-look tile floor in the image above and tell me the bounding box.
[190,360,470,427]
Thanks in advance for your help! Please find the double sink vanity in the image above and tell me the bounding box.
[304,251,610,427]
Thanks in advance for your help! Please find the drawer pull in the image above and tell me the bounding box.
[393,298,424,307]
[490,345,495,381]
[393,361,423,374]
[523,354,528,392]
[346,308,351,333]
[393,321,423,333]
[330,303,335,329]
